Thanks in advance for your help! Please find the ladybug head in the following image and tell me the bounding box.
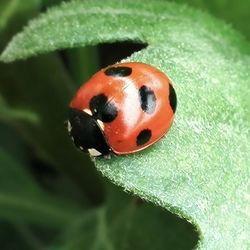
[67,108,110,156]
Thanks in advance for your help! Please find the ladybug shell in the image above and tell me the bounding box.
[70,62,176,155]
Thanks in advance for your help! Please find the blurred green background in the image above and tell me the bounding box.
[0,0,249,249]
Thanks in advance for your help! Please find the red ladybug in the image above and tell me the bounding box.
[67,62,177,157]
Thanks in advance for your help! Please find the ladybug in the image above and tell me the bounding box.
[67,62,177,157]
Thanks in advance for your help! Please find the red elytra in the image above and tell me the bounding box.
[68,62,177,156]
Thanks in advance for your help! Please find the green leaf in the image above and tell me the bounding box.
[0,0,40,32]
[0,222,39,250]
[1,0,250,62]
[0,0,103,203]
[0,53,104,204]
[170,0,250,40]
[0,146,83,227]
[0,94,38,124]
[0,124,91,247]
[65,46,100,84]
[51,184,197,250]
[41,0,70,9]
[0,125,83,227]
[1,0,250,249]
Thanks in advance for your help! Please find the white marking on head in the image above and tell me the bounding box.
[83,109,92,116]
[88,148,102,156]
[79,146,84,151]
[97,119,104,130]
[67,121,72,132]
[71,136,74,142]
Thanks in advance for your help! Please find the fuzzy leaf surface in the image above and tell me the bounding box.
[1,0,250,249]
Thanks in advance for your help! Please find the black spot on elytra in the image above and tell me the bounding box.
[136,129,152,146]
[104,66,132,77]
[139,85,156,114]
[169,83,177,113]
[90,94,118,123]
